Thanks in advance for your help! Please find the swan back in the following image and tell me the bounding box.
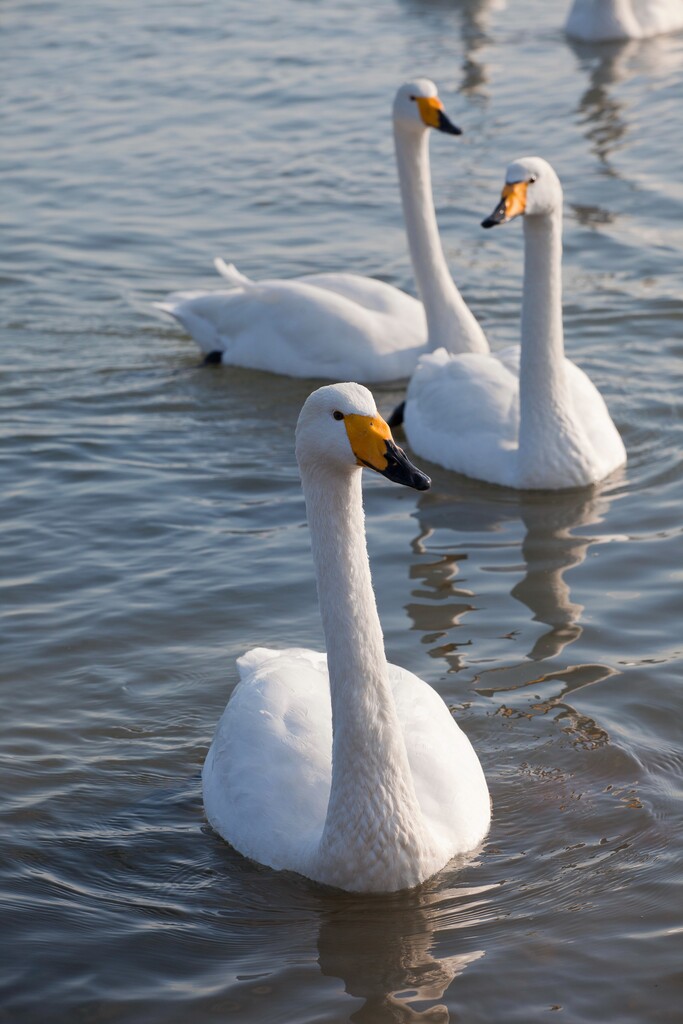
[566,0,683,40]
[566,0,642,39]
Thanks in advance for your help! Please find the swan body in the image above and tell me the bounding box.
[566,0,683,41]
[158,262,427,381]
[203,383,490,892]
[400,158,626,490]
[157,80,487,381]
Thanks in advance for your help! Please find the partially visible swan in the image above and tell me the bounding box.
[156,80,487,381]
[395,157,626,490]
[566,0,683,41]
[203,383,490,892]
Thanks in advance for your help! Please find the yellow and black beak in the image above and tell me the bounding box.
[482,181,529,228]
[415,96,462,136]
[344,413,431,491]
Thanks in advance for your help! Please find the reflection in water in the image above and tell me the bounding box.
[408,537,475,672]
[568,34,680,170]
[197,836,497,1023]
[405,475,624,747]
[571,38,637,171]
[483,660,617,749]
[511,488,611,661]
[317,881,489,1023]
[400,0,506,99]
[409,478,616,664]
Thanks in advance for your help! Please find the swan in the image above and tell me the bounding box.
[202,382,490,892]
[565,0,683,41]
[394,157,626,490]
[156,80,487,382]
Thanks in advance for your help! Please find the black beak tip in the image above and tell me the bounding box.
[380,440,431,491]
[481,217,497,229]
[437,112,463,136]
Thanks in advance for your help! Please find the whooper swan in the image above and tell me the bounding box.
[394,157,626,490]
[156,81,487,381]
[202,382,490,892]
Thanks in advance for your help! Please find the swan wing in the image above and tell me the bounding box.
[565,358,627,478]
[388,664,491,856]
[202,647,332,873]
[404,348,520,485]
[202,646,490,875]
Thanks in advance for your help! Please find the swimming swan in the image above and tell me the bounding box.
[156,80,487,382]
[202,383,490,892]
[566,0,683,41]
[396,157,626,490]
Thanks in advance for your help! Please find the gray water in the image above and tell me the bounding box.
[2,0,682,1021]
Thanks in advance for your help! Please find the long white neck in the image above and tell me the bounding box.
[394,123,489,355]
[300,464,433,891]
[517,207,586,486]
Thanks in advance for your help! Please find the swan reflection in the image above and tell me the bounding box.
[317,877,492,1022]
[400,0,507,99]
[402,471,623,746]
[408,472,618,664]
[567,33,681,171]
[203,830,496,1022]
[511,488,612,661]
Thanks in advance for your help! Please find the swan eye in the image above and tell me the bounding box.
[333,410,344,421]
[528,175,537,184]
[409,95,417,101]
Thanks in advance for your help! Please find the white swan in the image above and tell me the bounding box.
[396,157,626,490]
[202,383,490,892]
[156,80,487,382]
[566,0,683,41]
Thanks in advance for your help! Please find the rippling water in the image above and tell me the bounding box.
[2,0,682,1021]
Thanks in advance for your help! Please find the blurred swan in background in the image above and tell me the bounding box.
[156,80,487,381]
[394,157,626,490]
[202,383,490,893]
[566,0,683,41]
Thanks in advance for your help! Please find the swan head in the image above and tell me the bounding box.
[481,156,562,227]
[393,79,461,137]
[296,383,431,491]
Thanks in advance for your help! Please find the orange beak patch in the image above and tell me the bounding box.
[344,413,392,471]
[415,95,445,129]
[501,181,529,221]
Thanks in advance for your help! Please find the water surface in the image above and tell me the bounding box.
[1,1,682,1021]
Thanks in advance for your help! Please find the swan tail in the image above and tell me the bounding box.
[153,301,177,315]
[214,258,253,287]
[202,350,223,366]
[387,400,405,430]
